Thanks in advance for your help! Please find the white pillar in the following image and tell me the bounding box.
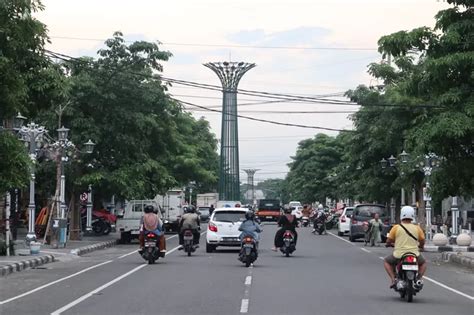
[60,174,66,218]
[451,196,459,236]
[26,172,37,244]
[86,185,92,232]
[5,192,11,256]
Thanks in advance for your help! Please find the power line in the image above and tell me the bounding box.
[49,35,378,51]
[44,49,445,110]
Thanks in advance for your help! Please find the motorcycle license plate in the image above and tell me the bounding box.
[243,244,254,248]
[183,235,193,241]
[145,242,156,247]
[402,265,418,271]
[266,216,272,219]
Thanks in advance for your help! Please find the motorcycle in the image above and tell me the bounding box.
[392,253,423,302]
[301,216,310,227]
[280,230,296,257]
[80,206,116,235]
[141,231,163,264]
[325,214,339,230]
[239,235,258,267]
[183,229,197,256]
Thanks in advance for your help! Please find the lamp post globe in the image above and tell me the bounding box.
[380,158,388,169]
[84,139,95,154]
[57,126,70,142]
[399,150,409,163]
[388,155,397,167]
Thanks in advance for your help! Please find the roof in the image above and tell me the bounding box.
[214,207,249,212]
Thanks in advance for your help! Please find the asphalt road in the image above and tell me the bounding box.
[0,224,473,315]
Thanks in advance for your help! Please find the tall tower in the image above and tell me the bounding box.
[243,169,259,206]
[204,61,256,201]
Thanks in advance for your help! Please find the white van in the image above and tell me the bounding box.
[116,200,161,243]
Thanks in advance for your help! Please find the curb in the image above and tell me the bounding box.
[424,245,474,253]
[0,254,55,277]
[441,252,474,270]
[70,239,118,256]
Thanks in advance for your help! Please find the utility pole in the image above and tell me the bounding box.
[243,169,259,207]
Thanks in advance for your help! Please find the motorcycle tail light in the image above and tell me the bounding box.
[147,233,155,238]
[244,237,253,243]
[208,222,218,232]
[404,256,416,263]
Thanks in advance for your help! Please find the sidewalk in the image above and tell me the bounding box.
[0,230,119,277]
[441,251,474,270]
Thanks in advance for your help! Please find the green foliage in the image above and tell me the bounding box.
[256,178,285,200]
[0,132,30,192]
[34,33,219,201]
[285,134,345,204]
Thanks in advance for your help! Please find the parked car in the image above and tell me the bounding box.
[206,207,249,253]
[198,206,211,222]
[337,207,354,236]
[349,204,391,242]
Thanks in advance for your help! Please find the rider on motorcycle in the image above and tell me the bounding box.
[312,204,327,234]
[239,210,262,243]
[384,206,426,288]
[178,206,201,249]
[139,205,166,254]
[272,207,298,251]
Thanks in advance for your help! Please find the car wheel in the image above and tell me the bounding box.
[349,235,356,242]
[206,243,215,253]
[338,231,344,236]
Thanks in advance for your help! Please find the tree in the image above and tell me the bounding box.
[285,133,344,204]
[0,133,30,193]
[343,0,473,225]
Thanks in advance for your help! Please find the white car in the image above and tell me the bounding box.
[338,207,354,236]
[206,207,249,253]
[288,201,302,208]
[291,206,303,219]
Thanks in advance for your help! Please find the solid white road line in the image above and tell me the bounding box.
[240,299,249,313]
[51,243,184,315]
[0,260,113,305]
[360,248,371,253]
[50,263,147,315]
[327,231,354,245]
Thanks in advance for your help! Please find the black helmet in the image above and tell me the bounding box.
[245,211,255,220]
[144,205,154,213]
[284,207,292,214]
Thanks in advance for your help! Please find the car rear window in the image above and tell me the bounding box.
[346,209,354,216]
[213,211,246,222]
[354,205,387,217]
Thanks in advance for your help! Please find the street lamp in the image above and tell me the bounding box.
[84,139,95,154]
[380,158,388,169]
[380,152,409,223]
[18,122,47,244]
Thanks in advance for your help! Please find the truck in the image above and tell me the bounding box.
[155,188,186,232]
[116,200,162,243]
[196,193,219,208]
[256,199,282,221]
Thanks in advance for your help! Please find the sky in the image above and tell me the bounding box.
[37,0,449,184]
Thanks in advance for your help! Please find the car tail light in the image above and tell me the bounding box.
[208,222,218,232]
[352,218,357,224]
[341,215,346,223]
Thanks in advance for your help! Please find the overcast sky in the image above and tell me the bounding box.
[38,0,449,183]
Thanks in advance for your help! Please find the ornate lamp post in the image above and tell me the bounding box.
[18,122,47,244]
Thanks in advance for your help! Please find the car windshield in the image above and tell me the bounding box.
[213,211,246,222]
[354,205,387,217]
[199,209,210,215]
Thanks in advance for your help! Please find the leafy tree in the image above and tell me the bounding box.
[0,133,30,193]
[285,133,344,204]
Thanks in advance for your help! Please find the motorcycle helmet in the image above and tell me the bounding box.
[318,204,324,210]
[245,210,255,220]
[284,207,292,214]
[400,206,416,221]
[144,205,154,213]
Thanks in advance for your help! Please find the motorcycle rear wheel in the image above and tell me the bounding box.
[406,280,414,302]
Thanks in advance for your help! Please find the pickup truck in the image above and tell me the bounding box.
[116,200,162,243]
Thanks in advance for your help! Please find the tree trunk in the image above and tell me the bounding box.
[69,192,81,240]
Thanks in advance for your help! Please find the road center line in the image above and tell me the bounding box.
[50,263,147,315]
[240,299,249,313]
[360,248,371,253]
[245,275,252,285]
[0,260,113,305]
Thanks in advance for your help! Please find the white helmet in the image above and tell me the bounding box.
[400,206,415,221]
[318,204,324,210]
